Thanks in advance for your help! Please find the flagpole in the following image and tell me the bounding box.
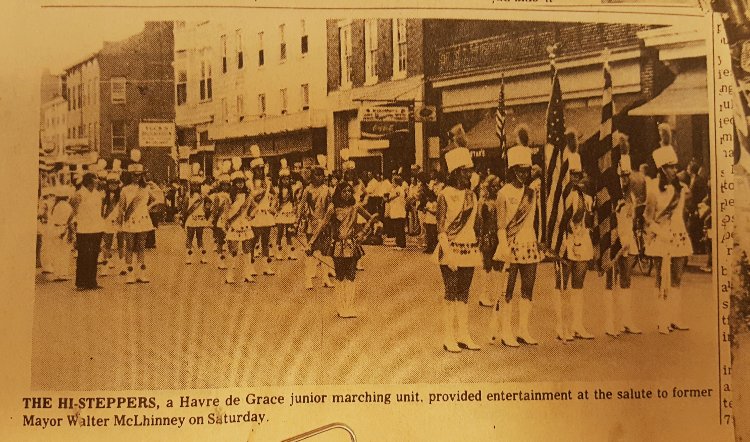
[542,43,559,246]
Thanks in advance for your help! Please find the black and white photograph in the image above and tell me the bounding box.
[28,14,720,394]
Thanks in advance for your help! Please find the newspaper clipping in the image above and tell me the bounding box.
[0,0,743,440]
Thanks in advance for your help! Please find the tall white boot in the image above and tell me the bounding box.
[243,254,256,283]
[341,280,357,318]
[261,256,275,275]
[224,254,236,284]
[488,300,502,345]
[670,287,689,331]
[125,263,136,284]
[335,283,346,317]
[199,248,208,264]
[604,289,618,337]
[136,263,150,283]
[442,300,461,353]
[248,257,258,276]
[304,256,315,290]
[287,242,298,261]
[320,255,334,288]
[456,301,480,350]
[657,288,670,334]
[185,248,194,264]
[619,288,642,334]
[217,251,228,270]
[500,301,520,347]
[552,289,571,341]
[276,243,285,261]
[571,289,594,339]
[477,271,492,307]
[517,299,538,345]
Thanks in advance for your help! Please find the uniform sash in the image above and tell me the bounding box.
[444,191,474,241]
[656,184,681,224]
[506,186,534,242]
[123,189,145,223]
[185,194,204,219]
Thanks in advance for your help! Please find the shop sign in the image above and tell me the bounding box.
[359,106,410,139]
[139,122,176,147]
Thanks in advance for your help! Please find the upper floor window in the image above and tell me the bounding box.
[258,93,266,116]
[393,19,408,78]
[279,24,286,62]
[236,29,244,69]
[339,23,352,88]
[221,34,228,73]
[300,20,308,55]
[258,32,265,67]
[199,49,212,101]
[365,19,379,84]
[301,83,309,111]
[280,88,288,114]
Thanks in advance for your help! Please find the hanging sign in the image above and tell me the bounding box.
[359,106,410,139]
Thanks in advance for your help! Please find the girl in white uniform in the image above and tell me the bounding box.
[119,150,155,284]
[47,185,75,282]
[604,153,643,336]
[247,145,276,276]
[559,151,595,340]
[645,123,693,333]
[211,162,232,270]
[224,158,256,284]
[436,124,482,353]
[100,161,123,276]
[183,163,211,265]
[494,140,542,347]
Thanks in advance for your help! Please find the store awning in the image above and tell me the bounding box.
[208,110,326,141]
[628,67,708,116]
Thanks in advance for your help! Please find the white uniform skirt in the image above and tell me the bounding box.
[225,217,254,242]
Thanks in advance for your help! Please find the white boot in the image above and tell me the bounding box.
[199,248,208,264]
[571,289,594,339]
[276,244,285,261]
[224,254,236,284]
[456,301,480,350]
[335,283,347,317]
[657,288,670,334]
[125,264,136,284]
[100,258,109,277]
[604,289,618,337]
[243,254,256,283]
[217,252,228,270]
[341,280,357,318]
[304,256,315,290]
[287,243,298,261]
[620,288,642,334]
[108,256,117,269]
[185,249,194,264]
[500,301,520,347]
[320,257,334,288]
[670,287,689,331]
[119,258,128,276]
[488,300,502,345]
[442,300,461,353]
[477,270,492,307]
[517,299,538,345]
[136,264,150,283]
[552,289,569,341]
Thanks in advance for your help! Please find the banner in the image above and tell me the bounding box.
[359,105,409,139]
[139,122,175,148]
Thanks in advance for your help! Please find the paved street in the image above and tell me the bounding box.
[32,224,717,390]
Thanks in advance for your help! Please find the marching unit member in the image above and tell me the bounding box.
[247,145,277,276]
[561,147,595,340]
[47,183,75,282]
[37,182,56,274]
[224,157,256,284]
[436,124,482,353]
[211,160,233,270]
[275,158,298,261]
[645,123,693,334]
[307,175,378,318]
[605,152,643,336]
[119,149,155,284]
[100,160,124,276]
[299,155,335,290]
[494,135,542,347]
[70,168,106,291]
[182,163,211,265]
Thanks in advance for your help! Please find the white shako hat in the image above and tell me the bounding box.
[618,154,632,176]
[507,145,532,168]
[107,159,122,181]
[340,148,356,171]
[128,148,144,173]
[230,157,245,181]
[568,152,583,173]
[652,145,678,169]
[95,158,108,179]
[278,158,291,177]
[218,160,232,183]
[249,144,264,169]
[444,146,473,173]
[189,163,204,184]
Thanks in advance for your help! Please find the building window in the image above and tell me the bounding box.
[258,32,264,66]
[83,82,88,106]
[301,20,308,55]
[280,88,288,114]
[221,35,228,73]
[339,24,352,87]
[393,19,407,77]
[301,83,309,110]
[111,120,126,153]
[221,97,228,123]
[199,49,212,101]
[236,29,244,69]
[94,122,98,150]
[176,50,187,105]
[88,123,92,146]
[93,78,97,105]
[279,24,286,61]
[258,93,266,116]
[199,130,209,146]
[67,88,72,110]
[237,94,245,121]
[78,85,82,108]
[365,19,379,84]
[111,77,126,104]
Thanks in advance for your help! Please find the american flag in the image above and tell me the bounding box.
[543,64,569,254]
[496,74,507,172]
[593,56,622,271]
